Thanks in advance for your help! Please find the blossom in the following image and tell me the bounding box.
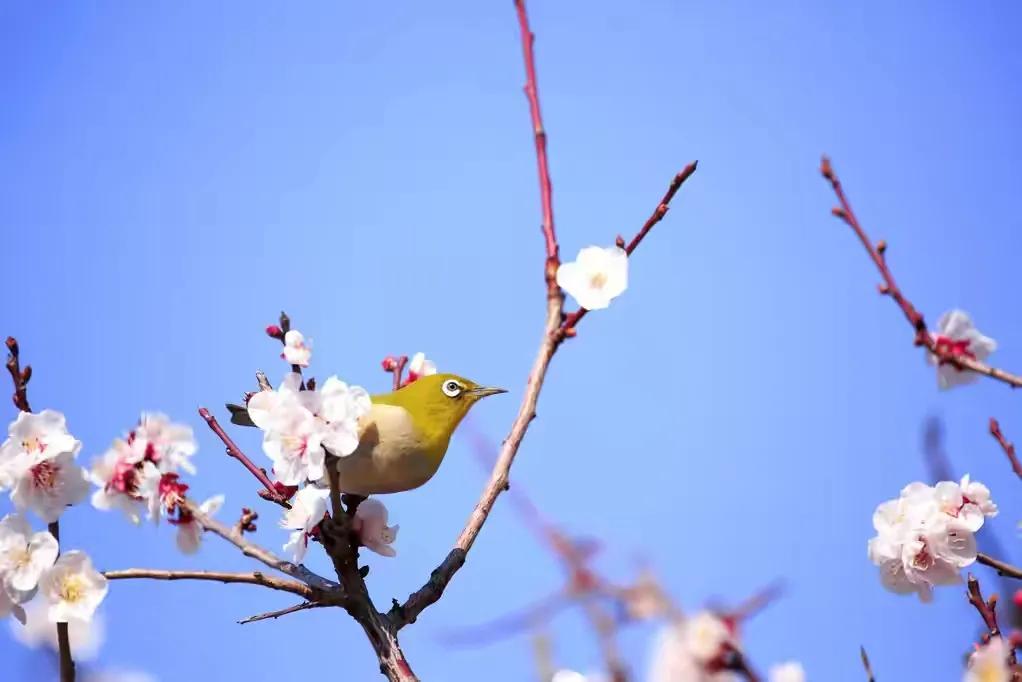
[965,637,1011,682]
[89,439,161,524]
[556,245,628,311]
[648,614,740,682]
[0,513,58,597]
[282,329,312,367]
[927,310,996,390]
[0,586,26,625]
[551,672,589,682]
[132,413,197,475]
[10,599,103,659]
[248,373,371,485]
[352,498,398,557]
[39,550,109,623]
[769,661,806,682]
[406,352,437,383]
[0,410,82,487]
[175,495,224,554]
[9,450,90,524]
[868,479,993,601]
[281,484,330,563]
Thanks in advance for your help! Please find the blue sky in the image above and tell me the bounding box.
[2,2,1022,680]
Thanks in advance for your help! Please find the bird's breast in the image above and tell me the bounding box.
[335,403,442,495]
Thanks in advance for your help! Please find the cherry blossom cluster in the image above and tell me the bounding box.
[648,611,806,682]
[868,477,997,602]
[0,411,108,628]
[251,325,399,561]
[87,413,223,554]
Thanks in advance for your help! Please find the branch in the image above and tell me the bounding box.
[990,419,1022,480]
[860,646,876,682]
[102,568,316,600]
[978,553,1022,581]
[184,499,339,593]
[198,407,290,508]
[4,336,31,412]
[514,0,559,285]
[238,601,326,625]
[559,162,698,337]
[820,157,1022,388]
[967,574,1003,641]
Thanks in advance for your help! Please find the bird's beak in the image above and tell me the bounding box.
[467,386,507,399]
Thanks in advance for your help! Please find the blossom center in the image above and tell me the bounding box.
[59,575,86,604]
[21,436,46,454]
[589,272,609,289]
[30,460,58,490]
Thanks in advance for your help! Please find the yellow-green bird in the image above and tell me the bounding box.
[336,374,505,495]
[229,373,504,495]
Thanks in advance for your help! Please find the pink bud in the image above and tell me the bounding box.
[1013,589,1022,610]
[266,325,284,339]
[381,356,399,371]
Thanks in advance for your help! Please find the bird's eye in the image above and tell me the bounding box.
[442,380,463,398]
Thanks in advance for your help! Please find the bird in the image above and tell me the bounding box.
[228,373,505,495]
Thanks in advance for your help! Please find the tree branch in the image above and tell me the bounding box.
[559,162,698,337]
[238,601,326,625]
[967,573,1003,639]
[198,407,290,508]
[102,568,317,600]
[978,553,1022,581]
[820,157,1022,388]
[5,336,31,412]
[989,418,1022,480]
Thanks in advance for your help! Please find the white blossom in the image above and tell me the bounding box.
[282,329,312,367]
[353,498,398,557]
[0,585,26,624]
[927,310,996,390]
[556,245,628,311]
[648,614,740,682]
[39,550,108,623]
[550,672,589,682]
[769,661,806,682]
[868,479,992,601]
[0,410,82,488]
[89,439,161,524]
[9,450,90,523]
[965,637,1010,682]
[407,352,437,382]
[132,413,197,475]
[10,599,104,659]
[0,513,58,597]
[281,484,330,563]
[176,494,224,554]
[249,373,371,485]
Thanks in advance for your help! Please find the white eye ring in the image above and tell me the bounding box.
[442,380,463,398]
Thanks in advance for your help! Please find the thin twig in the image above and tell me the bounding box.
[102,568,316,600]
[514,0,559,286]
[4,336,31,412]
[990,418,1022,480]
[238,601,326,625]
[860,645,876,682]
[559,162,698,337]
[967,574,1001,638]
[821,157,1022,388]
[198,407,290,508]
[978,553,1022,581]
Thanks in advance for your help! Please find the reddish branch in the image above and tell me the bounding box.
[102,568,317,600]
[559,162,698,337]
[821,157,1022,388]
[198,407,290,508]
[967,574,1004,640]
[382,355,409,391]
[5,336,31,412]
[990,419,1022,480]
[514,0,559,285]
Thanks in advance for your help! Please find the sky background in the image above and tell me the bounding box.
[2,1,1022,680]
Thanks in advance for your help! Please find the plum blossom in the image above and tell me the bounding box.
[282,329,312,367]
[0,410,82,484]
[649,612,740,682]
[248,373,371,485]
[556,245,628,311]
[0,513,58,598]
[927,310,996,390]
[11,598,104,659]
[174,494,224,554]
[132,413,197,475]
[965,637,1011,682]
[89,439,161,524]
[769,662,806,682]
[281,484,330,563]
[868,479,995,601]
[10,450,90,524]
[406,352,437,383]
[352,498,398,557]
[0,586,26,625]
[39,550,108,623]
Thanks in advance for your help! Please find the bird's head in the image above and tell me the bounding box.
[389,373,506,442]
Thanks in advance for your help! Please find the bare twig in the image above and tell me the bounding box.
[5,336,31,412]
[967,574,1002,638]
[235,507,259,536]
[514,0,559,287]
[238,601,327,625]
[559,162,698,337]
[102,568,316,600]
[821,157,1022,388]
[990,419,1022,480]
[860,645,876,682]
[382,356,409,391]
[978,553,1022,581]
[198,407,290,508]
